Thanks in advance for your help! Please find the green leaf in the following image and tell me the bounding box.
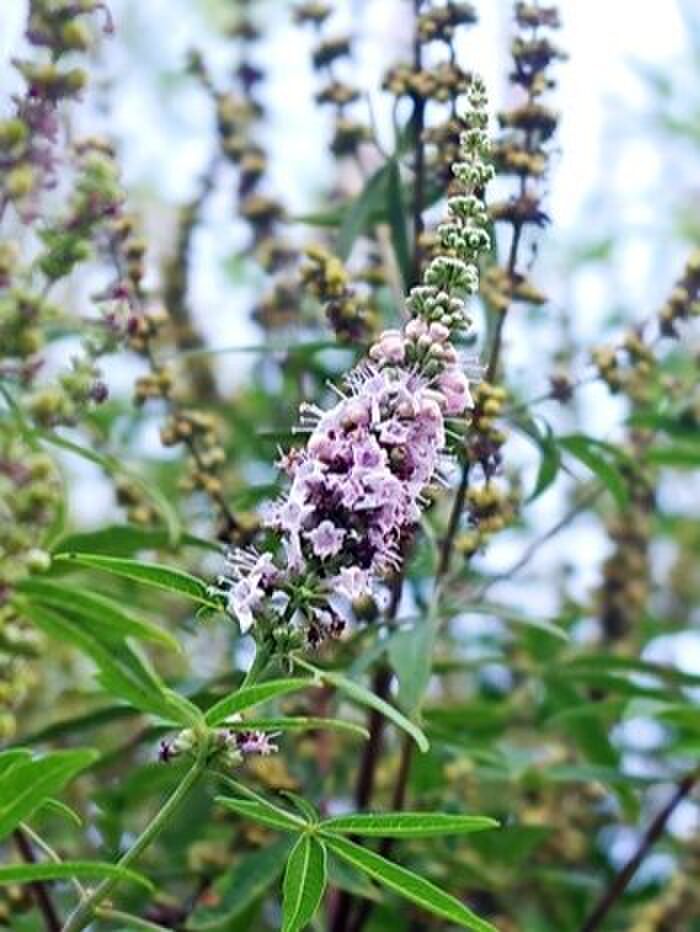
[327,855,382,903]
[38,798,83,827]
[527,421,561,502]
[557,434,629,507]
[645,444,700,467]
[0,749,31,778]
[18,599,201,726]
[0,861,152,890]
[188,839,293,930]
[52,553,221,610]
[302,663,429,752]
[215,797,306,833]
[0,749,97,840]
[325,835,497,931]
[50,524,219,557]
[17,578,181,653]
[280,792,318,824]
[337,163,390,260]
[388,621,436,716]
[319,812,499,838]
[281,835,327,932]
[36,430,182,546]
[205,679,312,726]
[385,159,411,287]
[20,705,140,745]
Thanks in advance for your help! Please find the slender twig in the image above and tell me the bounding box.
[410,0,426,288]
[13,829,62,932]
[61,745,209,932]
[94,908,171,931]
[578,768,700,932]
[347,733,415,932]
[437,463,470,577]
[20,824,85,898]
[330,580,403,932]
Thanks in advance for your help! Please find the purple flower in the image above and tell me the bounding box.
[307,520,345,558]
[333,566,372,600]
[235,730,279,756]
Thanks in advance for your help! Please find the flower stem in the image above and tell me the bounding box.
[240,640,273,689]
[61,744,209,932]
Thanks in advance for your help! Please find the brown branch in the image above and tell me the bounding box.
[579,769,700,932]
[330,579,403,932]
[437,462,470,577]
[12,829,62,932]
[410,0,426,287]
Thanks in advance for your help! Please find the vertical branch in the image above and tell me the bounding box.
[330,578,402,932]
[12,829,62,932]
[411,0,426,287]
[579,769,700,932]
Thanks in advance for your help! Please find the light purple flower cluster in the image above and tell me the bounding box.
[158,728,279,765]
[216,78,492,647]
[218,325,473,644]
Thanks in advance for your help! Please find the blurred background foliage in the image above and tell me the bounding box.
[0,1,699,930]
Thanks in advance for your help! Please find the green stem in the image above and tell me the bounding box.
[240,640,273,689]
[94,908,171,931]
[61,744,209,932]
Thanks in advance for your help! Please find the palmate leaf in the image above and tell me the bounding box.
[52,553,222,610]
[281,835,327,932]
[319,812,499,838]
[0,748,97,840]
[0,861,152,890]
[325,835,498,932]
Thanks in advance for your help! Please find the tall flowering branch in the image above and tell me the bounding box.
[216,78,493,653]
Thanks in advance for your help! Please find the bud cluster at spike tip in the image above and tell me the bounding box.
[215,77,494,648]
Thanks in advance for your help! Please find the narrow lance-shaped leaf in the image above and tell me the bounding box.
[0,749,98,840]
[326,835,498,932]
[17,577,182,653]
[336,163,390,260]
[18,599,201,727]
[0,861,153,890]
[319,811,499,838]
[385,158,411,288]
[299,661,429,753]
[52,553,221,609]
[215,797,306,834]
[205,678,312,726]
[281,835,327,932]
[557,434,629,507]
